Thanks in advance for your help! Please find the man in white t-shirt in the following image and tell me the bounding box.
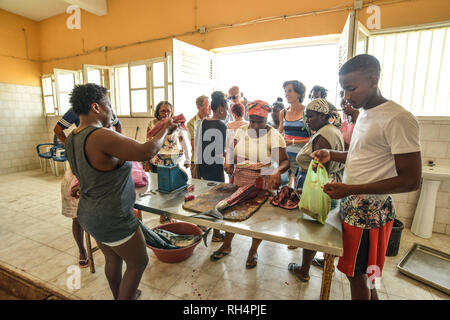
[311,54,421,300]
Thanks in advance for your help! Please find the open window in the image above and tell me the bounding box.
[82,64,115,112]
[41,74,56,115]
[54,68,80,115]
[172,38,217,121]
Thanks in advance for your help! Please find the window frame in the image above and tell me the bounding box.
[41,74,57,116]
[367,22,450,117]
[53,68,80,115]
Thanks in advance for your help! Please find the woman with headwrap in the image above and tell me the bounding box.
[211,100,290,269]
[288,98,345,279]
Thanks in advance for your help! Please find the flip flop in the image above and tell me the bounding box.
[312,257,325,268]
[288,262,310,282]
[210,250,230,261]
[79,258,89,268]
[245,252,258,269]
[211,231,225,242]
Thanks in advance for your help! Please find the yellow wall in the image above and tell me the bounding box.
[37,0,450,74]
[1,0,449,85]
[0,9,41,86]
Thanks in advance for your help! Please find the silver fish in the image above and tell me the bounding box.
[153,227,211,248]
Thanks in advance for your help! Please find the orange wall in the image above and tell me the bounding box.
[1,0,449,84]
[0,9,41,86]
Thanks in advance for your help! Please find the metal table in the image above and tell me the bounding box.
[135,173,343,300]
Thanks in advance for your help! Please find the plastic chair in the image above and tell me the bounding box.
[50,146,67,176]
[36,143,55,173]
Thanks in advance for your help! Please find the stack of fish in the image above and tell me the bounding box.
[271,186,300,210]
[139,221,210,249]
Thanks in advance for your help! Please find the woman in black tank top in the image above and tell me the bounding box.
[66,84,177,300]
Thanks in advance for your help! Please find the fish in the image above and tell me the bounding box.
[139,221,178,249]
[153,227,211,248]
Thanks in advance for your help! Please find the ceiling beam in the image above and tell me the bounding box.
[64,0,107,16]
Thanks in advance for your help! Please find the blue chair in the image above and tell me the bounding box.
[36,135,64,174]
[50,145,67,176]
[36,143,55,173]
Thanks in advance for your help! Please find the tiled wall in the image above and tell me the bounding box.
[392,118,450,236]
[0,83,48,175]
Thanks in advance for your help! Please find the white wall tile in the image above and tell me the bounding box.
[420,124,440,141]
[436,192,450,208]
[438,124,450,142]
[435,208,450,225]
[424,141,448,159]
[0,83,48,175]
[433,223,446,234]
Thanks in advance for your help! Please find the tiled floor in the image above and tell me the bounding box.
[0,169,449,300]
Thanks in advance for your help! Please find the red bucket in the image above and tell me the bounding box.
[147,221,203,263]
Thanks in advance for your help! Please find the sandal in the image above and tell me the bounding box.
[79,258,89,268]
[245,252,258,269]
[288,262,310,282]
[312,257,324,268]
[211,231,225,242]
[210,250,231,261]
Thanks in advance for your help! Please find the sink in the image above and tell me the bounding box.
[422,165,450,181]
[411,164,450,239]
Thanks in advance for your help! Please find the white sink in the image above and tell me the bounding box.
[422,165,450,181]
[411,164,450,239]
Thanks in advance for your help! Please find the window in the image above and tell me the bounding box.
[114,55,173,117]
[368,26,450,116]
[54,69,79,115]
[41,75,56,115]
[114,65,130,116]
[217,42,340,107]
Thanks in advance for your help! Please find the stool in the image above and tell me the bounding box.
[85,209,143,273]
[85,232,100,273]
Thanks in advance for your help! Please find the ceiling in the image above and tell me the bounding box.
[0,0,107,22]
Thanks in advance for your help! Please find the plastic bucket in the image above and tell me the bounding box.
[147,221,202,263]
[386,219,404,257]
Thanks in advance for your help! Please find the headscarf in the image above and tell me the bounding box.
[247,100,270,118]
[306,98,342,129]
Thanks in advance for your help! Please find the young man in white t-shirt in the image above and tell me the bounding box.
[312,54,421,300]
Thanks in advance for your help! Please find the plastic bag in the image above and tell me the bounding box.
[298,160,331,224]
[132,161,149,187]
[69,161,148,192]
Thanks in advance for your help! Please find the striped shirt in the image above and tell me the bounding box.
[57,108,120,129]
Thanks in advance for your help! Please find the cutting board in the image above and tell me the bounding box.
[182,183,269,221]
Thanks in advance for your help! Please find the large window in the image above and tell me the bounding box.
[217,42,340,108]
[368,26,450,116]
[42,55,172,117]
